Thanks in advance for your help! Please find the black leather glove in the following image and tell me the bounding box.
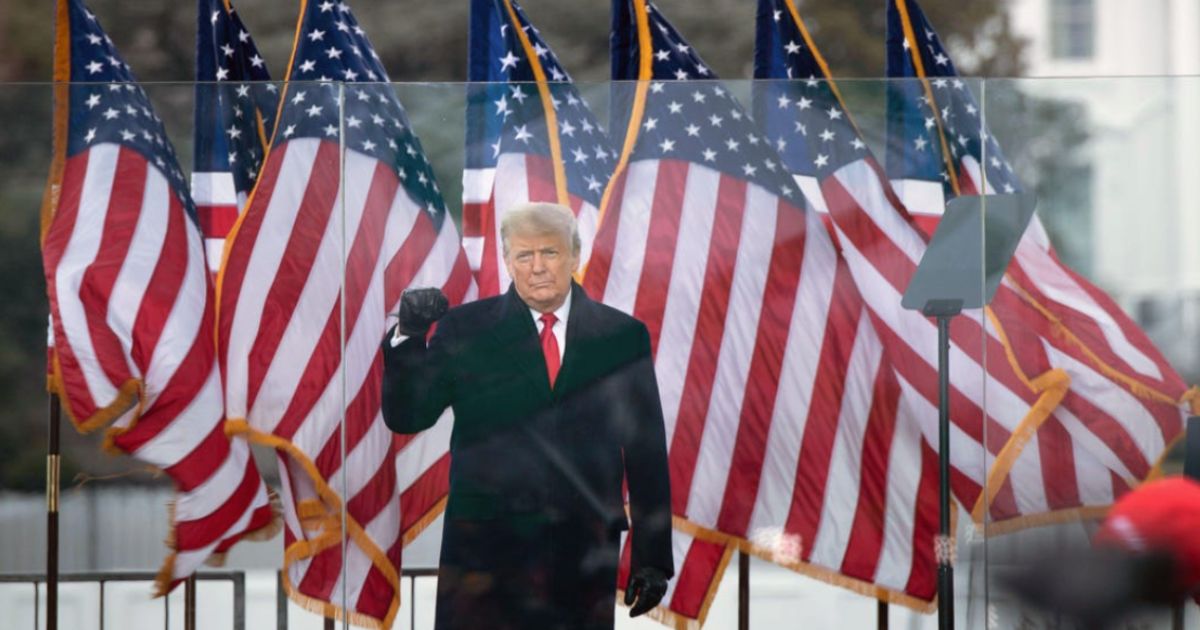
[623,566,668,617]
[394,287,448,336]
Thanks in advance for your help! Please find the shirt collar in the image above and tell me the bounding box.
[529,288,572,327]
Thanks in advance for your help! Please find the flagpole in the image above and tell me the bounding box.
[46,392,61,630]
[738,550,749,630]
[185,575,197,630]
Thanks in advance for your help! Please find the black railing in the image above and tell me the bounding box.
[0,568,445,630]
[0,571,245,630]
[3,564,779,629]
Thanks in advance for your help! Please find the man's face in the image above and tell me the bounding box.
[504,230,578,313]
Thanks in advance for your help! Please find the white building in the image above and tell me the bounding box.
[1008,0,1200,381]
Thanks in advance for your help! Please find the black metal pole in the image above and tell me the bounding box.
[184,575,196,630]
[1183,416,1200,481]
[1178,417,1199,630]
[277,570,288,630]
[877,600,889,630]
[324,616,335,630]
[738,550,749,630]
[47,393,61,630]
[936,314,954,630]
[232,572,246,630]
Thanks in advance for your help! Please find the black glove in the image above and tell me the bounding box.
[623,567,668,617]
[394,287,448,336]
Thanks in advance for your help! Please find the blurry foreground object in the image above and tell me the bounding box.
[1094,477,1200,604]
[998,477,1200,628]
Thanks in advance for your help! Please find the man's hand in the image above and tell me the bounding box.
[395,287,448,336]
[623,567,668,617]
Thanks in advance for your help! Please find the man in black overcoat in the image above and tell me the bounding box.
[381,202,673,630]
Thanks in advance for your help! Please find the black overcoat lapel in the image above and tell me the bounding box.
[491,285,554,396]
[553,282,599,401]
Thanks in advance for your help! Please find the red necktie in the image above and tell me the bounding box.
[539,312,560,388]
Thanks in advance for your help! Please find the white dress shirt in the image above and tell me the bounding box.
[390,324,409,347]
[529,290,571,362]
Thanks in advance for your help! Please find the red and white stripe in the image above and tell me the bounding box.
[889,166,1052,250]
[191,171,245,275]
[218,138,475,628]
[967,155,1186,399]
[896,155,1188,400]
[584,157,944,615]
[936,157,1189,475]
[43,143,277,594]
[824,156,1181,522]
[798,161,1164,523]
[462,152,600,296]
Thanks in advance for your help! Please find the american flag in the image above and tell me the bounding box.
[884,0,1195,509]
[884,0,1036,241]
[41,0,278,596]
[751,0,986,608]
[463,0,613,296]
[192,0,276,274]
[759,0,1186,540]
[588,0,941,622]
[215,0,475,626]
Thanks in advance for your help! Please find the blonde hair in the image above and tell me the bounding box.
[500,202,581,258]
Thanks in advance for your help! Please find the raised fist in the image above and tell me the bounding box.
[623,566,668,617]
[395,287,448,336]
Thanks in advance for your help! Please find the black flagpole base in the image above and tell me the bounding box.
[937,564,954,630]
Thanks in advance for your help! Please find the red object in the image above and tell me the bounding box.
[1095,476,1200,599]
[539,312,560,387]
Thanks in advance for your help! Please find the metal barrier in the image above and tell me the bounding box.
[0,571,244,630]
[1,567,440,630]
[5,565,780,629]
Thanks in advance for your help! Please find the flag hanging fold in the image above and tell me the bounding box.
[755,0,1130,544]
[216,1,476,626]
[41,0,278,596]
[464,0,614,296]
[193,0,277,273]
[594,0,942,622]
[884,0,1196,514]
[886,0,1196,415]
[757,0,1191,539]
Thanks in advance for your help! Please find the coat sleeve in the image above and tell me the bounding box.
[621,323,675,578]
[380,316,456,434]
